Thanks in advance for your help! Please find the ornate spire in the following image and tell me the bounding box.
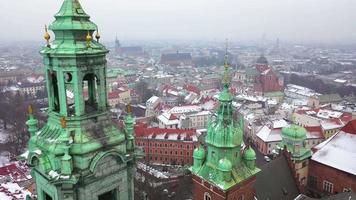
[222,39,230,88]
[50,0,97,32]
[218,39,233,103]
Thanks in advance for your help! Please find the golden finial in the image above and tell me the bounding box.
[44,25,51,47]
[86,30,92,47]
[95,28,101,42]
[126,104,132,114]
[61,117,67,128]
[28,104,33,115]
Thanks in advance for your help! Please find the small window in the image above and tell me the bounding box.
[76,8,84,14]
[204,192,211,200]
[323,180,333,193]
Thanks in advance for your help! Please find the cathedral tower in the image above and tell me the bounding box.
[191,45,260,200]
[25,0,137,199]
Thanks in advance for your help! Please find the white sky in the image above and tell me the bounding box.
[1,0,356,43]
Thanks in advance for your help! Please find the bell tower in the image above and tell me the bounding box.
[191,42,260,200]
[25,0,138,200]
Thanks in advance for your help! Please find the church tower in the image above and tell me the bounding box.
[191,45,260,200]
[25,0,137,199]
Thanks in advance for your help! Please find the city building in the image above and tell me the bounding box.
[115,38,146,57]
[24,1,138,199]
[255,120,324,155]
[307,120,356,196]
[135,123,198,166]
[191,53,260,200]
[145,96,161,117]
[293,108,352,139]
[245,55,284,96]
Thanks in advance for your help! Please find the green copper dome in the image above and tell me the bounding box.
[217,158,232,172]
[244,147,256,161]
[193,147,206,159]
[282,125,307,140]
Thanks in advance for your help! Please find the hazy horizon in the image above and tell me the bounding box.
[1,0,356,44]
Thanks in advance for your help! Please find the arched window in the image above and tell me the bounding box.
[83,73,99,112]
[51,73,60,112]
[204,192,211,200]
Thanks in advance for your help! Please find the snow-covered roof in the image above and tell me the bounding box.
[169,105,202,114]
[272,119,289,129]
[256,126,282,142]
[334,79,347,84]
[147,96,160,104]
[312,130,356,175]
[0,182,31,200]
[320,120,344,130]
[157,113,179,126]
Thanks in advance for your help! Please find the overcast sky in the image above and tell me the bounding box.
[1,0,356,44]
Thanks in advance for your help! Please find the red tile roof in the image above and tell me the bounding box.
[341,119,356,134]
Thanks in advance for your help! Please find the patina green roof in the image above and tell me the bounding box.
[244,147,257,161]
[191,49,260,191]
[42,0,108,56]
[217,158,233,172]
[193,147,206,159]
[282,125,307,140]
[278,125,311,161]
[50,0,96,31]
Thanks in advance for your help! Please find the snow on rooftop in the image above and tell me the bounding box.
[334,79,347,84]
[137,162,169,179]
[157,113,179,126]
[316,109,343,119]
[320,120,344,130]
[272,119,289,129]
[169,105,202,114]
[236,94,267,102]
[256,126,282,142]
[147,96,160,104]
[0,182,31,200]
[312,131,356,175]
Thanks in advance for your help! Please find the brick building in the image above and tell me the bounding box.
[244,55,283,95]
[134,123,198,166]
[307,120,356,197]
